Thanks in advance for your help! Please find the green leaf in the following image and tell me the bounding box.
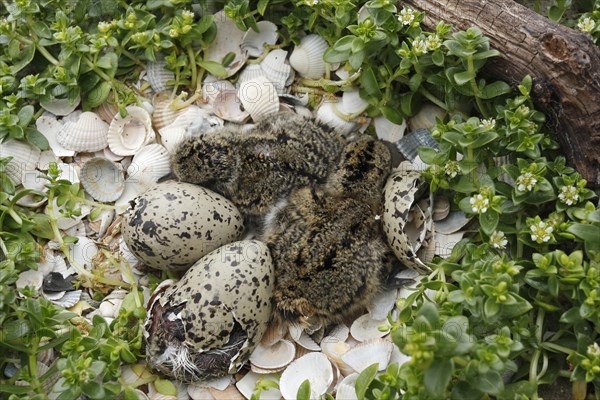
[0,384,33,394]
[443,39,475,57]
[469,131,499,149]
[11,44,36,74]
[296,379,311,400]
[349,51,365,70]
[1,319,30,340]
[332,35,355,52]
[323,47,351,63]
[154,379,177,396]
[479,209,499,235]
[471,49,500,60]
[25,127,50,150]
[519,75,532,96]
[31,21,52,39]
[198,60,228,78]
[480,81,511,99]
[96,52,118,70]
[380,106,404,125]
[432,49,444,66]
[18,105,35,127]
[82,382,105,399]
[360,67,382,97]
[548,5,566,21]
[453,69,476,86]
[424,358,453,397]
[472,370,504,395]
[484,297,500,318]
[83,81,111,110]
[355,363,379,400]
[566,223,600,252]
[257,0,270,15]
[30,213,55,239]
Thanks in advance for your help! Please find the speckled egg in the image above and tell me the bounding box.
[144,240,274,382]
[382,161,430,273]
[122,181,244,271]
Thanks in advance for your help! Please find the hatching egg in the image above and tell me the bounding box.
[144,240,274,382]
[122,181,244,271]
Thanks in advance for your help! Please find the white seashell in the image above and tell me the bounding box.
[191,376,232,391]
[289,34,328,79]
[187,385,214,400]
[316,98,359,136]
[114,178,148,214]
[289,324,321,351]
[241,21,279,57]
[212,90,249,123]
[174,382,190,400]
[38,150,58,170]
[16,269,44,291]
[127,144,171,186]
[69,236,98,271]
[36,113,74,157]
[152,94,186,130]
[341,339,394,373]
[335,374,359,400]
[94,102,119,124]
[259,49,292,94]
[0,139,41,185]
[40,95,81,116]
[250,339,296,371]
[80,158,125,202]
[50,290,82,308]
[434,231,465,258]
[260,320,287,347]
[16,170,48,208]
[320,336,352,376]
[238,75,279,121]
[158,106,211,152]
[432,195,450,221]
[279,352,334,400]
[203,10,248,78]
[103,146,125,162]
[341,89,369,115]
[56,162,79,183]
[88,208,115,238]
[435,210,472,234]
[236,372,281,400]
[350,313,389,342]
[202,77,236,105]
[374,115,407,143]
[57,112,109,152]
[368,289,398,321]
[65,220,87,237]
[146,61,175,93]
[409,102,446,131]
[237,64,265,85]
[328,324,350,342]
[107,106,156,156]
[209,385,244,400]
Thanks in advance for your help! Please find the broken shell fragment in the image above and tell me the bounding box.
[259,49,292,94]
[236,372,281,400]
[40,94,81,116]
[374,115,407,143]
[316,98,359,136]
[241,21,279,57]
[127,144,171,187]
[249,339,296,371]
[409,102,446,131]
[350,313,389,342]
[80,157,125,202]
[57,111,109,152]
[0,139,41,185]
[36,113,75,157]
[146,61,175,93]
[107,106,156,156]
[289,34,328,79]
[203,11,248,77]
[279,352,333,400]
[238,75,279,121]
[341,339,394,373]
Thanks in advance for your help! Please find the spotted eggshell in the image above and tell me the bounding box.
[382,161,431,273]
[144,240,274,382]
[122,181,244,271]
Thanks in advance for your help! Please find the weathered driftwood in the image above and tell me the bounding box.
[405,0,600,186]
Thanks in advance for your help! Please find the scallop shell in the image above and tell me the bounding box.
[127,144,171,186]
[16,269,44,291]
[260,320,288,347]
[238,64,265,85]
[315,98,359,136]
[435,210,472,234]
[249,339,296,371]
[209,384,244,400]
[146,61,175,93]
[50,289,82,308]
[241,21,279,57]
[341,89,369,115]
[36,113,74,157]
[409,102,446,131]
[187,386,214,400]
[40,94,81,116]
[203,10,248,77]
[320,336,353,376]
[433,195,450,221]
[108,106,156,156]
[158,106,212,152]
[368,288,398,321]
[238,75,279,121]
[152,94,186,130]
[374,115,407,143]
[341,339,394,373]
[213,90,249,123]
[94,102,119,124]
[279,352,334,400]
[259,49,292,94]
[350,313,389,342]
[57,111,109,152]
[395,128,439,166]
[38,150,58,170]
[289,34,328,79]
[289,324,321,351]
[56,162,79,183]
[335,373,359,400]
[0,139,42,185]
[434,231,465,258]
[80,157,125,202]
[202,77,235,105]
[236,372,281,400]
[114,178,148,214]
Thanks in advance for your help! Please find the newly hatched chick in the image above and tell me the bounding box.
[171,112,346,224]
[261,136,393,330]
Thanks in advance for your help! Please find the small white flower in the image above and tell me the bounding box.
[425,34,442,51]
[516,172,538,192]
[411,37,428,55]
[588,342,600,357]
[181,10,195,20]
[530,220,554,243]
[97,21,111,33]
[398,7,416,25]
[444,161,460,179]
[578,17,596,33]
[558,185,579,206]
[479,118,496,130]
[489,231,508,250]
[469,194,489,214]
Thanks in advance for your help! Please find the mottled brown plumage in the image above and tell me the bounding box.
[172,112,346,224]
[261,137,393,329]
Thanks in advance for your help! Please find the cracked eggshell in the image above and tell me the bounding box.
[122,181,244,271]
[144,240,274,382]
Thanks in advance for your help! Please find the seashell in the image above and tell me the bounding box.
[395,128,439,168]
[209,384,244,400]
[80,157,125,202]
[50,289,82,308]
[38,249,69,277]
[368,288,398,321]
[237,64,265,85]
[152,94,186,131]
[279,352,334,400]
[158,106,213,152]
[38,150,58,170]
[404,204,428,253]
[87,208,115,238]
[146,61,175,93]
[335,373,359,400]
[16,269,44,291]
[65,220,87,238]
[36,113,74,157]
[103,146,125,162]
[121,363,155,386]
[341,339,394,373]
[432,195,450,221]
[238,75,279,121]
[212,90,249,123]
[259,49,292,94]
[202,77,235,105]
[203,10,248,78]
[409,102,446,131]
[114,178,148,214]
[316,98,359,136]
[69,236,98,271]
[328,324,350,342]
[249,339,296,372]
[56,162,79,183]
[16,170,48,208]
[289,34,328,79]
[241,21,279,57]
[127,144,171,186]
[435,210,472,234]
[0,139,41,185]
[120,237,140,269]
[40,94,81,116]
[320,336,352,376]
[57,111,109,152]
[350,313,389,342]
[148,381,178,400]
[43,272,74,293]
[191,376,232,391]
[341,89,369,115]
[236,372,281,400]
[374,115,407,143]
[260,320,287,347]
[94,102,119,124]
[187,386,214,400]
[289,324,321,351]
[107,106,156,156]
[417,227,436,263]
[434,231,465,258]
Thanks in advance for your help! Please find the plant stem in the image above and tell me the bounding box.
[541,342,575,355]
[467,55,488,118]
[27,341,44,394]
[187,46,198,89]
[529,308,545,384]
[299,70,361,89]
[419,86,448,111]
